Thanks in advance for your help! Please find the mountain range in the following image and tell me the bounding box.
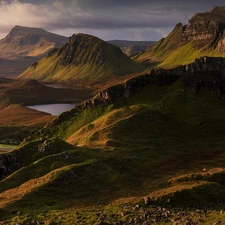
[1,5,225,225]
[19,33,142,89]
[137,6,225,67]
[0,26,68,77]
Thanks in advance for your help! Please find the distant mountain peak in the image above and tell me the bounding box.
[0,25,68,60]
[58,33,116,67]
[19,33,141,86]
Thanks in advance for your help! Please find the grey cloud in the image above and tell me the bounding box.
[0,0,225,41]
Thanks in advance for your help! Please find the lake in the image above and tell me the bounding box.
[27,103,75,115]
[44,83,76,89]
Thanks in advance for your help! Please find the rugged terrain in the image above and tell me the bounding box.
[108,40,156,56]
[137,6,225,67]
[1,57,225,224]
[1,6,225,225]
[0,26,68,77]
[19,33,143,88]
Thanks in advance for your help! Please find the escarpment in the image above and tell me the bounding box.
[40,56,225,132]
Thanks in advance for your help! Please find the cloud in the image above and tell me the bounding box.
[53,0,65,11]
[0,0,224,41]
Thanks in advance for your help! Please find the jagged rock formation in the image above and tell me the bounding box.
[137,6,225,66]
[180,6,225,50]
[19,33,141,86]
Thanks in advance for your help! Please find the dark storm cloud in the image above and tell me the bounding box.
[0,0,224,40]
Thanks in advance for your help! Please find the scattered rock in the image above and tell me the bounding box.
[143,196,151,205]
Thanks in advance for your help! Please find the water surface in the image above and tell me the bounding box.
[27,103,75,115]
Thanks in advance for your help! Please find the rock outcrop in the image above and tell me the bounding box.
[174,6,225,51]
[137,6,225,65]
[48,57,225,128]
[218,31,225,53]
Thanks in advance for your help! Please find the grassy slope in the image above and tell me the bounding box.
[19,38,144,87]
[136,15,225,69]
[137,37,225,69]
[0,104,54,126]
[2,73,225,223]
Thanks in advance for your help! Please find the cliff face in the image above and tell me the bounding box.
[58,34,109,67]
[218,30,225,53]
[92,57,225,105]
[46,56,225,129]
[182,16,219,49]
[137,6,225,65]
[180,6,225,51]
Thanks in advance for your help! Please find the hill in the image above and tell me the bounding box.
[1,57,225,223]
[0,26,68,77]
[136,6,225,68]
[19,33,143,88]
[108,40,156,56]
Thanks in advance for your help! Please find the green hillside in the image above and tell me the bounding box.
[19,33,143,87]
[2,58,225,224]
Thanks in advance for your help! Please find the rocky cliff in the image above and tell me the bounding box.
[137,6,225,66]
[39,56,225,134]
[175,6,225,50]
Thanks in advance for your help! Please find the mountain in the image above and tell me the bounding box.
[108,40,156,56]
[137,6,225,67]
[0,25,68,59]
[0,26,68,77]
[19,33,142,88]
[2,57,225,223]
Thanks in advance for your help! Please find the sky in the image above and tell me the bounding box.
[0,0,224,41]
